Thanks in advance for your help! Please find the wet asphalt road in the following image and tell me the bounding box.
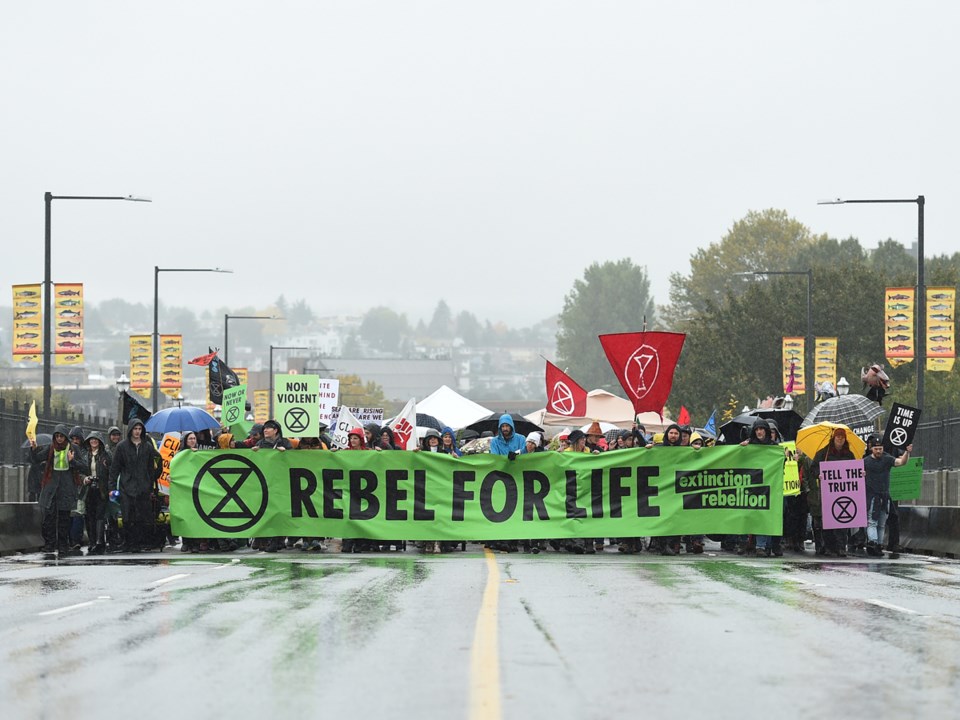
[1,543,958,720]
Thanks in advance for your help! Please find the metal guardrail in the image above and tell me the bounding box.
[913,416,960,471]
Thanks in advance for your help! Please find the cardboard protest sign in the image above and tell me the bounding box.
[820,459,866,530]
[889,457,924,501]
[158,432,181,495]
[882,402,921,455]
[274,374,319,438]
[317,378,340,426]
[222,384,252,440]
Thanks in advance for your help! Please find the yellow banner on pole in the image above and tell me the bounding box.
[12,284,43,361]
[926,287,955,372]
[159,335,183,397]
[884,286,914,368]
[130,335,153,391]
[53,283,84,364]
[782,337,805,395]
[814,337,838,390]
[253,389,269,423]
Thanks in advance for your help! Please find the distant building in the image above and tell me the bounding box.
[305,357,457,402]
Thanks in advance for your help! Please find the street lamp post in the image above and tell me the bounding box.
[269,345,309,418]
[224,314,283,365]
[837,377,850,396]
[115,372,130,427]
[153,266,232,412]
[43,192,151,416]
[818,196,925,409]
[737,269,814,412]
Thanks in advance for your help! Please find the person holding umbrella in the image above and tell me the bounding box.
[29,425,86,555]
[810,427,856,557]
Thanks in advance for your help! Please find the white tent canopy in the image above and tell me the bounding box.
[417,385,492,429]
[525,389,672,434]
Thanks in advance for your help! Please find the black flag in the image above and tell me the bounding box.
[208,354,240,405]
[122,390,152,425]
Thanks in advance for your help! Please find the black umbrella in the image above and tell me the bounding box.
[465,412,544,438]
[416,413,445,432]
[718,408,804,444]
[21,433,52,449]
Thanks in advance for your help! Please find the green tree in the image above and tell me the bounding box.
[455,310,483,346]
[360,307,410,352]
[665,209,821,328]
[556,259,656,391]
[668,216,960,422]
[428,300,453,338]
[288,299,314,326]
[337,374,387,407]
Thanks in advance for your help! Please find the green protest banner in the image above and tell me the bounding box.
[222,384,251,439]
[274,373,319,438]
[889,456,923,501]
[170,445,785,540]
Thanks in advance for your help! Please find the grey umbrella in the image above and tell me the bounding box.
[801,394,886,435]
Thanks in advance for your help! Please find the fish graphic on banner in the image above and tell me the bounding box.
[814,337,838,390]
[782,337,805,395]
[129,334,153,399]
[598,332,686,416]
[253,389,270,424]
[53,283,84,365]
[926,287,955,372]
[159,334,183,397]
[12,284,43,362]
[884,287,914,368]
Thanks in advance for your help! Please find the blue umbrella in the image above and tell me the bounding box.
[145,406,220,434]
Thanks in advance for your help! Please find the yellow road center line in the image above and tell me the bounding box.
[469,548,502,720]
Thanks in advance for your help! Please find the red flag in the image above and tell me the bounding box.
[598,331,686,416]
[545,361,588,417]
[677,405,691,425]
[188,349,218,366]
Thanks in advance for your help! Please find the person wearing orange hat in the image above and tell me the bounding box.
[584,421,605,453]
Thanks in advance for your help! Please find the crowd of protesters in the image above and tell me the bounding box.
[25,412,909,560]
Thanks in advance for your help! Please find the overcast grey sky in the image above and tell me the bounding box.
[2,1,957,328]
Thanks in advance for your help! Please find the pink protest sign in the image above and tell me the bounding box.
[819,459,866,530]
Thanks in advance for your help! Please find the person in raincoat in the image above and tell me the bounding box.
[108,419,162,553]
[30,424,86,555]
[81,430,112,555]
[489,414,527,458]
[810,427,856,557]
[486,415,526,553]
[440,427,461,457]
[649,423,684,556]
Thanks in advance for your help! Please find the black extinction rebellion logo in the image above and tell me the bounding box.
[284,407,310,433]
[193,454,269,532]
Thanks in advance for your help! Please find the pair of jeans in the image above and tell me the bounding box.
[866,494,889,545]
